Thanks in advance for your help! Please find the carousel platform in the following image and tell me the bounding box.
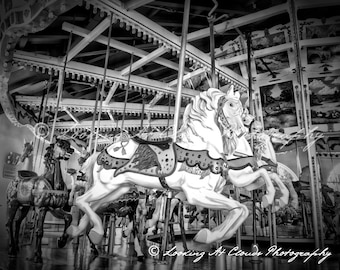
[1,237,339,270]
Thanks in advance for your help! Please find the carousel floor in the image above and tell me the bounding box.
[1,239,339,270]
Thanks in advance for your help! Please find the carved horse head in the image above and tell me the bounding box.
[20,139,34,162]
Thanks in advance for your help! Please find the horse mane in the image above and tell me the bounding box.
[178,88,224,142]
[80,152,100,187]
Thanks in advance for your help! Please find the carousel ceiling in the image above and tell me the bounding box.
[1,0,340,146]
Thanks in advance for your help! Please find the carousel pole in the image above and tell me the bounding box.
[160,0,190,262]
[207,1,223,250]
[288,0,321,249]
[50,31,73,143]
[246,31,261,265]
[94,12,113,153]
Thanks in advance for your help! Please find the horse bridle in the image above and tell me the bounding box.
[216,95,243,137]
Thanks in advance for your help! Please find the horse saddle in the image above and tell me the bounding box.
[17,170,38,204]
[111,138,176,178]
[97,138,226,180]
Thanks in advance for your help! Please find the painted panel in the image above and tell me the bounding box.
[308,76,340,125]
[260,81,297,129]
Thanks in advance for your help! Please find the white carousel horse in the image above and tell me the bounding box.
[142,120,297,237]
[67,87,276,245]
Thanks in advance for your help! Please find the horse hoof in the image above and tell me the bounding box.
[193,228,209,244]
[89,229,103,245]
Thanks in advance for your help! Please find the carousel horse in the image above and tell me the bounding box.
[227,120,290,211]
[6,138,74,263]
[142,121,294,240]
[67,87,277,245]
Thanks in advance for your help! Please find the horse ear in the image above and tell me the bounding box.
[220,84,230,94]
[24,138,27,144]
[225,84,235,97]
[234,89,240,100]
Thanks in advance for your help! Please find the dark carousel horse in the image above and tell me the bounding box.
[6,138,74,263]
[85,188,146,261]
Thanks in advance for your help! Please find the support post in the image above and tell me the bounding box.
[172,0,190,141]
[288,0,321,249]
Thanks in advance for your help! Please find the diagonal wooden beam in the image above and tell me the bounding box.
[120,46,168,76]
[124,0,155,10]
[64,17,111,62]
[107,111,115,122]
[217,43,293,66]
[104,82,119,105]
[64,108,80,124]
[187,3,288,42]
[168,67,205,87]
[147,92,164,108]
[62,22,181,72]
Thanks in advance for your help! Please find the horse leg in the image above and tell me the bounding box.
[67,185,130,239]
[14,205,30,251]
[182,187,248,244]
[31,207,47,264]
[50,208,73,248]
[6,200,20,256]
[75,185,130,245]
[269,172,289,212]
[282,178,299,209]
[144,196,162,234]
[229,168,275,207]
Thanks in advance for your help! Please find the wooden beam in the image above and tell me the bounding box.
[107,111,115,122]
[187,3,288,42]
[120,46,168,76]
[296,0,340,9]
[299,37,340,48]
[64,108,80,124]
[64,17,111,62]
[104,82,119,105]
[168,67,205,87]
[53,118,175,130]
[147,92,164,108]
[15,95,186,115]
[124,0,155,10]
[9,80,48,94]
[62,22,180,71]
[148,1,249,15]
[13,50,198,98]
[218,43,293,66]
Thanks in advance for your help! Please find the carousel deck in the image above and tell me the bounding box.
[1,239,339,270]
